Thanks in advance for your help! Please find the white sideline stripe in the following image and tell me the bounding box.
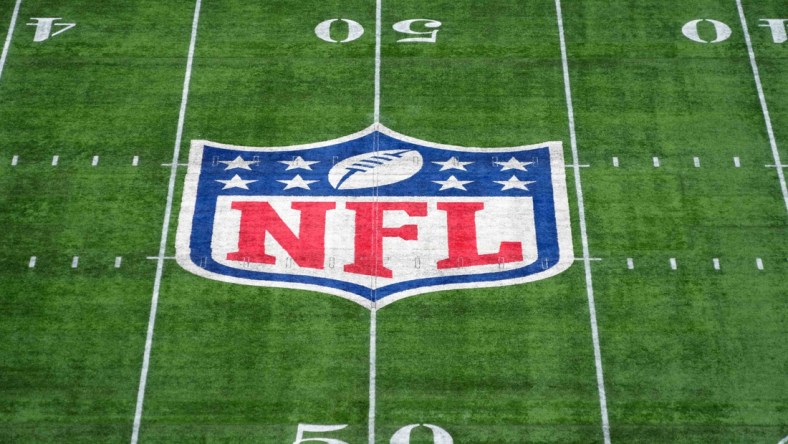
[132,156,139,166]
[131,0,202,442]
[71,256,79,268]
[115,256,122,268]
[736,0,788,215]
[713,258,720,270]
[92,155,99,166]
[554,2,611,443]
[612,157,619,167]
[52,155,59,166]
[11,155,18,166]
[733,156,741,168]
[28,256,36,268]
[756,257,764,270]
[670,258,677,270]
[626,258,634,270]
[693,157,700,168]
[652,156,660,168]
[0,0,22,82]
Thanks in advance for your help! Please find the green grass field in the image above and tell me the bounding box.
[0,0,785,442]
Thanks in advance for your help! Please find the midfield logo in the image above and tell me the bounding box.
[175,124,573,308]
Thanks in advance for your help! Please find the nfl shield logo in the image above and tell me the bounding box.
[175,124,573,308]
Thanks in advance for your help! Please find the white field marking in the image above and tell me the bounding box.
[115,256,122,268]
[0,0,22,82]
[11,155,18,166]
[131,0,202,442]
[693,156,700,168]
[565,163,590,168]
[756,257,764,270]
[736,0,788,215]
[145,256,175,260]
[161,162,188,167]
[778,434,788,444]
[626,258,634,270]
[576,257,602,262]
[734,156,741,168]
[28,256,36,268]
[368,308,377,444]
[132,156,139,166]
[373,0,381,124]
[92,155,99,166]
[368,0,382,442]
[766,164,788,168]
[652,156,660,168]
[612,157,619,167]
[554,1,611,443]
[52,155,59,166]
[71,256,79,269]
[713,258,720,270]
[670,258,677,270]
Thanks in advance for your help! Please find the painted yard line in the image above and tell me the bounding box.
[0,0,22,82]
[115,256,123,268]
[161,162,188,167]
[52,155,59,166]
[368,1,383,442]
[132,155,139,166]
[612,157,619,167]
[145,256,175,260]
[756,257,764,270]
[669,257,677,270]
[765,163,788,168]
[733,156,741,168]
[71,256,79,269]
[92,155,99,166]
[28,256,36,268]
[565,163,590,168]
[554,1,611,443]
[713,258,720,270]
[11,154,17,165]
[693,156,700,168]
[131,1,202,443]
[626,258,634,270]
[736,0,788,214]
[778,434,788,444]
[652,156,660,168]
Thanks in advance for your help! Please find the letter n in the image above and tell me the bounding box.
[227,201,335,269]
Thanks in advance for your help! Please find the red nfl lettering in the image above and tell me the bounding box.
[343,202,428,278]
[437,202,523,269]
[227,201,335,269]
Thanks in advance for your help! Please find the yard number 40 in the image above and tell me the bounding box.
[294,423,453,444]
[315,19,441,43]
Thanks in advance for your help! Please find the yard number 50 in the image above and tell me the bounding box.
[294,423,453,444]
[315,19,442,43]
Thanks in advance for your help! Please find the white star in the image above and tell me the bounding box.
[218,156,258,170]
[433,175,473,191]
[494,175,535,191]
[279,156,319,171]
[495,157,533,171]
[216,174,257,190]
[433,156,474,171]
[277,174,318,190]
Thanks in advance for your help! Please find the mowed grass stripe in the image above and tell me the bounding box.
[0,1,200,442]
[378,0,603,442]
[138,0,374,441]
[563,0,787,441]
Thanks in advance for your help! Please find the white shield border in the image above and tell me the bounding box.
[175,123,574,309]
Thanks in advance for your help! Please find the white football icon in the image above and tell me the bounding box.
[328,149,423,190]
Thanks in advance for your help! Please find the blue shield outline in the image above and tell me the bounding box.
[175,124,574,309]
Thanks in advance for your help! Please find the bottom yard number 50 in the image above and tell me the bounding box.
[294,423,453,444]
